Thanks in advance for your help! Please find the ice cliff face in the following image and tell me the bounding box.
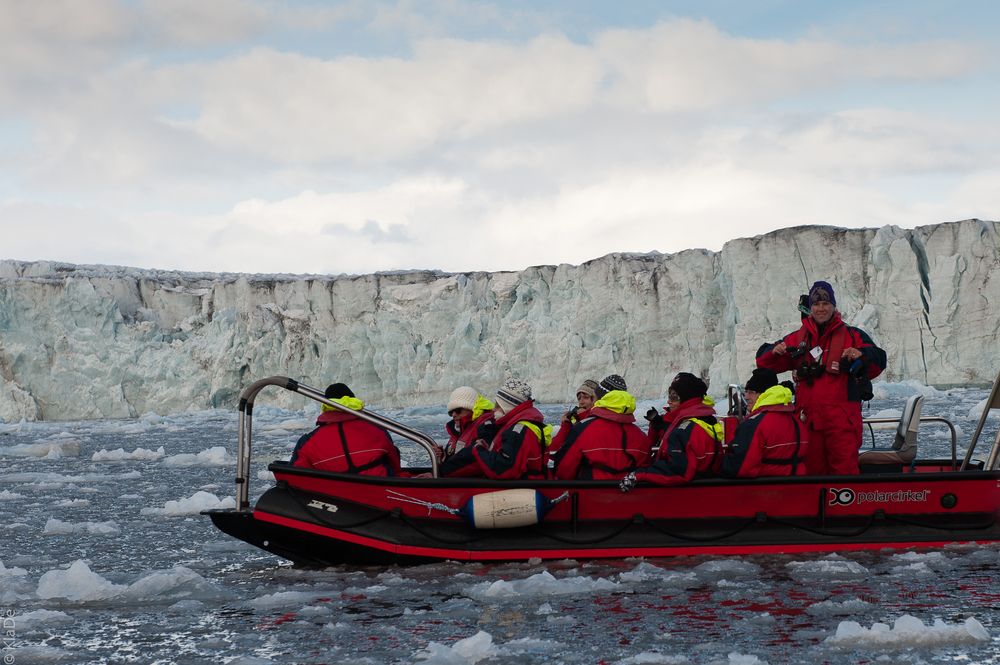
[1,219,998,421]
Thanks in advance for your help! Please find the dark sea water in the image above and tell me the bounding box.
[1,382,999,664]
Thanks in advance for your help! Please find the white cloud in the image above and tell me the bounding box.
[1,10,998,275]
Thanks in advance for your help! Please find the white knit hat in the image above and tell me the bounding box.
[447,386,478,412]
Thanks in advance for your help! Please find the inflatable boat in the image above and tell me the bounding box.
[205,376,1000,566]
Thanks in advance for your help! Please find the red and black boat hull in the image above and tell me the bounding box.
[206,462,1000,566]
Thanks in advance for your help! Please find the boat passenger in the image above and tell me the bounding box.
[439,377,547,480]
[620,373,723,491]
[756,280,886,475]
[549,382,652,480]
[547,378,599,461]
[443,386,495,457]
[289,383,404,476]
[721,368,808,478]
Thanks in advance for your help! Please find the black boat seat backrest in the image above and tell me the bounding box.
[859,394,923,466]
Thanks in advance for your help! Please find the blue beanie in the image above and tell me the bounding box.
[808,280,836,307]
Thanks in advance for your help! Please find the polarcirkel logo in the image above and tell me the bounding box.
[828,488,930,506]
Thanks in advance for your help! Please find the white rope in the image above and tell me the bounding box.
[385,489,460,516]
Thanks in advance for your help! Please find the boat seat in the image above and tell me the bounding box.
[859,394,923,471]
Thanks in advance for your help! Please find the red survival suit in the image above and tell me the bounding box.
[546,407,592,465]
[290,398,403,476]
[443,393,495,456]
[757,311,885,475]
[439,400,546,480]
[549,391,651,480]
[721,384,808,478]
[634,397,723,486]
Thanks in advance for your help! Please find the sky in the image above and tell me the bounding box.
[2,0,999,276]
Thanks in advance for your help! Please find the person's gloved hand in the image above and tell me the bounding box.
[619,471,637,493]
[644,408,663,428]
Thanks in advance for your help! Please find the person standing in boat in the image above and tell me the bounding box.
[756,281,886,475]
[549,376,651,479]
[620,373,723,490]
[546,378,599,461]
[439,377,547,479]
[289,383,404,476]
[721,368,808,478]
[443,386,495,457]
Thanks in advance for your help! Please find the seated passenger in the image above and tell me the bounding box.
[721,368,808,478]
[547,378,599,460]
[439,378,546,480]
[621,373,723,490]
[549,380,652,480]
[443,386,495,457]
[290,383,403,476]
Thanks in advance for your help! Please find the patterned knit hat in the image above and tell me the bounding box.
[808,280,836,307]
[596,374,627,398]
[497,377,532,411]
[576,379,599,399]
[447,386,478,412]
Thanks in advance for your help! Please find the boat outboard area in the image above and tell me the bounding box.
[204,375,1000,566]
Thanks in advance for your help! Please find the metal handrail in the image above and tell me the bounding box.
[862,416,958,470]
[962,369,1000,471]
[234,376,440,510]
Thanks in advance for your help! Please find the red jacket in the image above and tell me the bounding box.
[635,398,722,486]
[721,402,807,478]
[757,312,885,411]
[290,410,402,476]
[550,407,651,480]
[439,401,546,480]
[546,407,592,462]
[444,411,495,455]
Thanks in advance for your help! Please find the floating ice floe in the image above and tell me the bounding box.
[43,518,120,536]
[805,598,872,616]
[248,590,323,610]
[0,489,24,500]
[10,609,74,631]
[54,498,90,507]
[36,560,127,601]
[415,630,497,664]
[140,490,236,516]
[827,614,990,647]
[969,398,1000,421]
[0,470,141,485]
[618,561,698,586]
[0,439,81,458]
[163,446,234,467]
[465,570,619,599]
[786,556,869,580]
[693,559,762,580]
[92,446,165,461]
[35,560,226,604]
[871,380,945,401]
[1,560,28,577]
[615,653,690,664]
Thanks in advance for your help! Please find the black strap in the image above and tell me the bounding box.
[336,422,388,473]
[759,412,803,473]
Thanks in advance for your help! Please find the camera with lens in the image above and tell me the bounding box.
[787,342,809,360]
[795,362,824,383]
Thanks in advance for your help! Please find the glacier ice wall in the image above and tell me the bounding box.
[1,219,998,421]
